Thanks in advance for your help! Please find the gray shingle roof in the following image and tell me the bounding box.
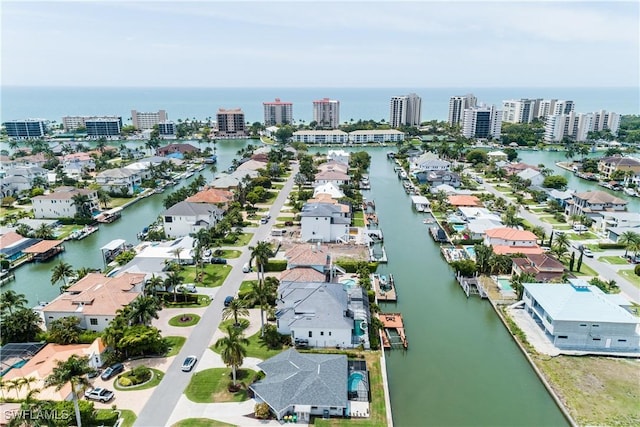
[277,282,354,330]
[250,349,347,414]
[162,201,222,217]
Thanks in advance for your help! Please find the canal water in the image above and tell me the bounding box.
[5,143,592,425]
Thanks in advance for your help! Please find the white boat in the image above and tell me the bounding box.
[423,218,435,224]
[623,188,636,196]
[400,171,408,179]
[380,275,388,286]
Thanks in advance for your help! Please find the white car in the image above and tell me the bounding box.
[582,248,594,258]
[177,284,197,293]
[182,355,197,372]
[84,387,114,403]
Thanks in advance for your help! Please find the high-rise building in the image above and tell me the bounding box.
[131,110,168,130]
[389,93,422,128]
[544,112,593,142]
[312,98,340,129]
[216,108,246,137]
[448,94,477,126]
[461,105,502,139]
[263,98,293,126]
[85,117,123,138]
[592,110,620,135]
[3,119,47,139]
[537,99,575,119]
[62,116,88,131]
[158,121,176,137]
[502,99,541,124]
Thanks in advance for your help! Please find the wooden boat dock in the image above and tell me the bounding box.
[373,273,397,302]
[455,273,488,298]
[379,312,408,349]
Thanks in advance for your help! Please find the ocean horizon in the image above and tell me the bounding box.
[2,86,637,125]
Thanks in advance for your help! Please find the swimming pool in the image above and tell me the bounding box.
[341,278,357,290]
[451,224,467,232]
[497,278,514,292]
[354,320,367,336]
[348,371,368,393]
[464,246,476,259]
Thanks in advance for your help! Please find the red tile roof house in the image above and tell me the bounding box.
[448,195,482,208]
[484,227,543,255]
[41,272,144,332]
[157,143,199,156]
[512,254,566,282]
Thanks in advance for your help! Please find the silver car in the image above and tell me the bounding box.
[84,387,114,403]
[182,355,197,372]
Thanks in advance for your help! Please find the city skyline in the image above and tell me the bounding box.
[2,1,638,88]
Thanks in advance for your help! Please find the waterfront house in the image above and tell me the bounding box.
[42,272,144,332]
[349,129,405,143]
[313,182,345,199]
[60,152,96,174]
[161,201,223,238]
[299,203,350,243]
[209,173,240,190]
[517,168,544,187]
[547,188,575,208]
[327,149,350,165]
[487,150,508,162]
[186,188,234,210]
[31,187,99,219]
[466,218,505,240]
[95,168,142,195]
[292,130,349,144]
[502,162,539,176]
[314,170,350,187]
[317,160,349,175]
[522,281,640,352]
[249,349,348,422]
[457,207,501,222]
[484,228,542,255]
[421,170,461,187]
[597,155,640,180]
[9,152,48,168]
[157,143,199,157]
[0,231,39,263]
[594,212,640,235]
[411,158,451,176]
[512,254,565,282]
[235,159,267,172]
[276,281,370,350]
[1,339,106,401]
[448,195,482,208]
[564,190,627,218]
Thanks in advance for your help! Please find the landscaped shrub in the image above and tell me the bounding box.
[598,243,626,250]
[118,366,152,386]
[335,260,379,273]
[93,409,119,426]
[635,264,640,276]
[264,259,287,272]
[118,376,132,387]
[255,402,271,419]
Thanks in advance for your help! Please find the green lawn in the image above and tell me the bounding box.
[95,409,136,427]
[168,313,201,327]
[619,269,640,288]
[211,328,284,360]
[313,352,387,427]
[180,264,232,287]
[598,256,630,265]
[239,280,257,292]
[184,368,258,403]
[218,318,250,332]
[164,336,186,357]
[108,197,132,208]
[272,183,284,189]
[54,224,80,239]
[172,419,236,427]
[225,232,254,247]
[163,294,211,308]
[217,249,241,259]
[352,211,365,227]
[567,232,598,240]
[113,368,164,391]
[564,260,598,277]
[539,216,565,225]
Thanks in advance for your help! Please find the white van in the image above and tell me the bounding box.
[573,224,588,232]
[242,263,251,273]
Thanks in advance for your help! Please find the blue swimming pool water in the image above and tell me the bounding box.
[452,224,466,232]
[464,246,476,257]
[354,320,367,336]
[348,372,365,393]
[497,278,514,292]
[341,279,356,290]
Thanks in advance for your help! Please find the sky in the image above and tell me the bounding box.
[2,0,639,88]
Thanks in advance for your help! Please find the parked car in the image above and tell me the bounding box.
[284,221,294,226]
[260,217,269,224]
[87,369,100,379]
[181,356,198,372]
[84,387,114,403]
[582,248,594,258]
[100,363,124,380]
[177,283,197,293]
[224,296,234,307]
[573,224,588,232]
[211,257,227,264]
[294,338,309,349]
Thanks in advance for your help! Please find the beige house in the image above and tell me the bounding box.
[597,156,640,180]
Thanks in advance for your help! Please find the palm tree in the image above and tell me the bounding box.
[222,298,249,327]
[145,274,164,297]
[531,225,546,245]
[618,231,640,258]
[555,233,570,251]
[127,296,161,325]
[214,326,249,386]
[248,241,275,336]
[568,214,581,225]
[170,247,183,268]
[71,194,92,218]
[0,290,28,315]
[51,261,74,289]
[44,355,91,427]
[75,267,94,280]
[164,272,183,303]
[34,223,54,239]
[97,190,111,209]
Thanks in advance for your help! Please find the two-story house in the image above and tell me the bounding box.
[512,254,565,282]
[161,201,223,238]
[314,170,350,187]
[484,227,542,255]
[95,168,143,195]
[597,156,640,180]
[565,191,628,219]
[299,202,350,243]
[32,187,99,219]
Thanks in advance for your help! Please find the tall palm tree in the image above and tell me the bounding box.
[249,241,274,287]
[44,355,91,427]
[75,267,94,280]
[555,233,570,251]
[97,190,111,209]
[214,326,249,386]
[0,290,28,315]
[34,223,55,239]
[145,274,164,297]
[71,194,92,218]
[127,296,161,325]
[170,247,183,267]
[51,261,74,289]
[222,298,249,327]
[245,280,272,337]
[164,272,183,303]
[618,231,640,258]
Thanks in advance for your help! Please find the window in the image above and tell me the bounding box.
[579,324,587,327]
[592,324,600,327]
[618,339,627,342]
[308,331,312,338]
[320,331,324,336]
[90,318,98,326]
[329,331,332,336]
[558,336,568,339]
[592,338,601,341]
[165,216,172,223]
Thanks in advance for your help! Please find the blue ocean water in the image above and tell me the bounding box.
[1,86,637,124]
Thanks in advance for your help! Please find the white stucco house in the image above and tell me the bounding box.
[299,203,350,243]
[161,201,223,238]
[31,187,99,219]
[95,168,142,195]
[326,149,350,165]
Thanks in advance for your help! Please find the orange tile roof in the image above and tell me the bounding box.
[485,228,537,241]
[448,195,481,207]
[0,231,27,248]
[492,245,543,255]
[285,244,331,266]
[314,170,350,181]
[280,267,327,283]
[186,188,234,205]
[23,239,64,254]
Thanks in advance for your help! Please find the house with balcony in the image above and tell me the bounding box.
[421,170,461,187]
[597,156,640,180]
[41,273,144,332]
[292,130,349,144]
[95,168,142,195]
[161,201,223,238]
[326,149,350,165]
[564,191,627,219]
[522,281,640,353]
[512,254,565,282]
[299,203,350,243]
[314,170,350,187]
[484,227,542,255]
[31,187,99,219]
[348,129,404,143]
[595,212,640,235]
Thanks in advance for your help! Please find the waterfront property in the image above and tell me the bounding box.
[378,312,408,349]
[31,187,99,219]
[249,349,348,422]
[156,143,199,157]
[522,281,640,353]
[484,227,542,255]
[564,190,627,218]
[95,168,142,195]
[512,254,566,283]
[349,129,405,143]
[299,202,350,243]
[0,231,40,263]
[161,201,223,238]
[594,211,640,236]
[597,155,640,180]
[22,239,65,262]
[326,149,350,165]
[41,272,144,331]
[292,129,349,144]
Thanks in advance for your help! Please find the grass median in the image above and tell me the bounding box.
[184,368,258,403]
